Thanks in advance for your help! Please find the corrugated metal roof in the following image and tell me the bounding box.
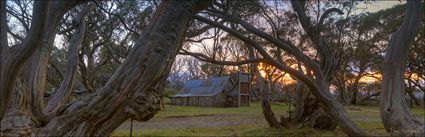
[172,76,230,97]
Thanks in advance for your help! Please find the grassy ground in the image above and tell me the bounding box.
[112,102,425,137]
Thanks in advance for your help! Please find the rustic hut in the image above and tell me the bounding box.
[170,72,250,107]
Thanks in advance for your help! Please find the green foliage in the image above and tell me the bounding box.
[156,102,288,118]
[223,0,262,18]
[356,4,406,33]
[113,125,342,137]
[162,88,178,98]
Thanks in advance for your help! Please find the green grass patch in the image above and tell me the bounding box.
[156,102,289,118]
[113,125,345,137]
[113,102,425,136]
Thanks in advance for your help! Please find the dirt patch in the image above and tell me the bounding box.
[164,114,215,119]
[346,107,363,111]
[117,113,266,130]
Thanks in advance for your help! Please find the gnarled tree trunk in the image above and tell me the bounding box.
[43,4,94,117]
[259,62,337,130]
[2,0,211,136]
[380,1,424,136]
[335,74,347,105]
[31,1,211,136]
[1,1,51,119]
[194,10,367,135]
[349,68,364,106]
[0,79,34,137]
[284,82,337,130]
[0,1,78,121]
[1,2,88,136]
[260,79,282,128]
[285,63,337,130]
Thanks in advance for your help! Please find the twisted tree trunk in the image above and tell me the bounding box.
[285,63,337,130]
[32,1,211,136]
[335,74,347,105]
[2,0,211,136]
[0,1,51,119]
[0,79,33,137]
[2,2,95,136]
[380,1,424,136]
[0,1,78,120]
[260,79,282,128]
[195,11,367,135]
[291,1,366,135]
[349,68,364,106]
[43,4,94,117]
[283,83,337,130]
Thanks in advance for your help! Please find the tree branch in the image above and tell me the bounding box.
[1,1,52,119]
[291,0,337,81]
[6,4,30,32]
[7,26,24,41]
[184,35,215,43]
[180,49,264,66]
[204,10,321,73]
[193,15,318,93]
[43,4,95,117]
[1,0,8,60]
[186,24,215,38]
[318,8,343,30]
[91,0,151,38]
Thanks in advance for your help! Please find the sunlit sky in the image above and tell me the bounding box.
[188,0,406,51]
[257,63,383,85]
[194,1,407,85]
[7,1,409,84]
[356,1,405,13]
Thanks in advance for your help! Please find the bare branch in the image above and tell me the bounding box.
[205,9,320,72]
[318,8,343,31]
[193,15,317,91]
[92,0,148,37]
[7,27,24,41]
[6,4,30,32]
[180,49,264,66]
[184,35,215,43]
[1,0,8,58]
[291,0,336,81]
[186,25,215,38]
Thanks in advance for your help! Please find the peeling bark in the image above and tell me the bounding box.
[286,93,338,130]
[31,1,211,136]
[0,1,78,120]
[27,1,79,121]
[285,63,337,130]
[0,79,34,137]
[43,4,94,117]
[2,0,211,136]
[0,1,51,119]
[1,2,85,136]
